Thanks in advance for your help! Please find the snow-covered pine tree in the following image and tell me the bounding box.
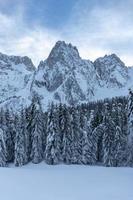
[53,104,62,162]
[25,104,35,158]
[30,97,44,164]
[117,102,127,136]
[45,103,61,165]
[2,108,14,162]
[0,128,7,167]
[128,89,133,143]
[111,103,119,126]
[57,103,79,163]
[90,108,103,131]
[117,103,128,166]
[21,108,30,164]
[92,123,104,163]
[57,103,65,162]
[0,108,4,125]
[89,110,95,130]
[61,105,72,164]
[79,104,86,129]
[102,103,116,167]
[70,106,81,164]
[113,126,126,166]
[14,112,26,166]
[42,112,48,153]
[81,115,97,165]
[127,89,133,165]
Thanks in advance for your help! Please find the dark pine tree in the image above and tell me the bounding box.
[30,97,44,164]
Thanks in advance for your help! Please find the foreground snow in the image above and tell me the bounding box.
[0,164,132,200]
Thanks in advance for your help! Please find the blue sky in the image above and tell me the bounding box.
[0,0,133,66]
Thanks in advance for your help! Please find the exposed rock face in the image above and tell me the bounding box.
[0,41,133,111]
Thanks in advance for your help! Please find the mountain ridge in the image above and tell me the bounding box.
[0,40,133,111]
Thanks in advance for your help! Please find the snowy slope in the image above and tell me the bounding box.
[0,41,133,111]
[0,164,132,200]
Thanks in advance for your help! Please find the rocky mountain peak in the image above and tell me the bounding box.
[46,41,80,67]
[11,56,35,71]
[94,54,128,88]
[0,52,35,71]
[94,54,126,69]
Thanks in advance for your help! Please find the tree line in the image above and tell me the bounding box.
[0,94,133,167]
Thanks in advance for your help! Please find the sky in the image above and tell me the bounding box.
[0,0,133,66]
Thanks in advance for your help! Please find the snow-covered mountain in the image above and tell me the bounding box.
[32,41,133,108]
[94,54,129,88]
[32,41,98,106]
[0,41,133,110]
[0,53,35,110]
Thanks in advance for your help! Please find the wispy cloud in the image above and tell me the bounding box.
[0,0,133,66]
[63,1,133,65]
[0,10,61,66]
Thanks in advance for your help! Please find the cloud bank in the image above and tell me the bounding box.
[64,0,133,66]
[0,11,61,66]
[0,0,133,66]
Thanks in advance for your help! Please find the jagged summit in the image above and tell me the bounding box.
[94,53,126,68]
[0,52,35,71]
[50,40,79,56]
[93,53,128,88]
[46,41,80,67]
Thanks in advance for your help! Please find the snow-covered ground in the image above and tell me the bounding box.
[0,164,132,200]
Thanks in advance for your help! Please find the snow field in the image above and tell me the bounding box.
[0,164,132,200]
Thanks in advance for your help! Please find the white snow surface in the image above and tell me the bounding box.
[0,163,132,200]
